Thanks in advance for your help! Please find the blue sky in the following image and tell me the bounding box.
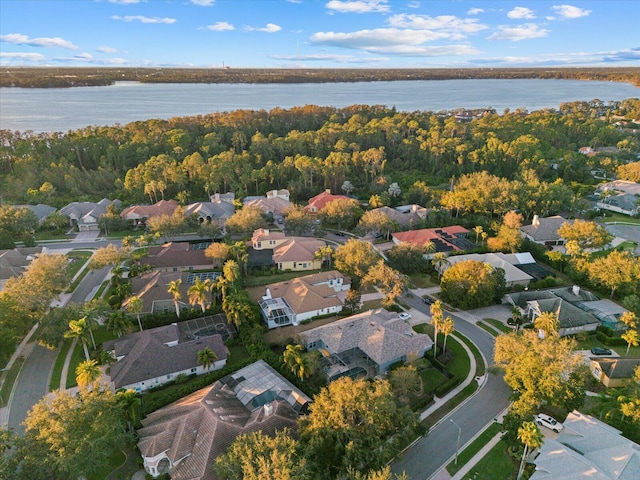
[1,0,638,68]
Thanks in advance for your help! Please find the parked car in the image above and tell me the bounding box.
[535,413,564,433]
[422,296,434,305]
[399,312,411,320]
[335,231,345,236]
[590,347,612,356]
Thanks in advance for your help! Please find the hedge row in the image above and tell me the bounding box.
[435,376,461,397]
[595,331,628,347]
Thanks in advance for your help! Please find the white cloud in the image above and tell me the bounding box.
[310,28,479,56]
[551,4,591,19]
[468,47,640,66]
[0,52,46,61]
[467,8,484,15]
[487,23,548,41]
[96,46,119,53]
[325,0,390,14]
[388,14,489,34]
[111,15,176,24]
[407,1,420,8]
[246,23,281,33]
[190,0,215,6]
[108,0,145,4]
[0,33,78,49]
[74,52,93,60]
[206,22,234,31]
[508,7,536,19]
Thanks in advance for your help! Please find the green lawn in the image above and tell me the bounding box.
[421,366,449,393]
[573,333,640,357]
[243,269,321,287]
[447,422,502,475]
[361,299,384,311]
[0,357,24,407]
[413,323,433,335]
[66,250,94,292]
[444,336,471,380]
[464,440,517,480]
[227,344,250,364]
[65,341,87,389]
[35,230,71,241]
[86,448,127,480]
[408,272,438,289]
[456,331,486,377]
[600,212,640,225]
[484,318,513,334]
[50,339,72,391]
[477,321,499,337]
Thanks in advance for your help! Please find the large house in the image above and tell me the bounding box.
[590,357,640,388]
[531,411,640,480]
[305,189,351,213]
[259,270,350,329]
[251,229,325,271]
[519,215,572,247]
[0,246,44,291]
[60,198,121,231]
[369,204,428,229]
[127,270,220,314]
[103,322,227,392]
[596,181,640,216]
[137,360,311,479]
[184,201,235,226]
[12,204,57,225]
[507,287,602,336]
[300,308,434,382]
[120,199,179,223]
[244,189,291,222]
[392,226,472,253]
[143,242,212,272]
[439,252,534,288]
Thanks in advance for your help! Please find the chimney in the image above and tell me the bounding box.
[532,215,540,228]
[263,402,274,416]
[572,285,580,296]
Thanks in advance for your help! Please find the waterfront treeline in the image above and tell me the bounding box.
[1,99,639,214]
[1,67,639,88]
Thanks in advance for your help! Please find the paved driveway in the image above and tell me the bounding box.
[604,224,640,253]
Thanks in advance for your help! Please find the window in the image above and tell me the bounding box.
[167,374,172,380]
[173,267,178,272]
[191,367,197,373]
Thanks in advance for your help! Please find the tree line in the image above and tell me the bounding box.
[1,99,639,211]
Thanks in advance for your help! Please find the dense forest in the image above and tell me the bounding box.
[1,98,639,214]
[1,66,639,88]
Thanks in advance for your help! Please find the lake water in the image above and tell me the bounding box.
[0,79,638,133]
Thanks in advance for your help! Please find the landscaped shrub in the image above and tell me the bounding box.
[434,376,460,397]
[597,325,615,337]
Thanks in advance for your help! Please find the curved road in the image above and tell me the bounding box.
[392,295,511,480]
[6,245,109,435]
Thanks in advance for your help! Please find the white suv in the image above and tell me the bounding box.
[399,312,411,320]
[535,413,564,433]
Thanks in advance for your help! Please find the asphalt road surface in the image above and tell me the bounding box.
[391,295,511,480]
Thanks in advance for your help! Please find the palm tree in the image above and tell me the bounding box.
[534,312,559,338]
[432,252,450,279]
[167,279,183,317]
[622,329,639,356]
[473,225,484,244]
[188,277,212,313]
[76,359,101,388]
[79,305,101,350]
[115,389,142,434]
[441,316,455,353]
[423,240,436,256]
[197,347,218,371]
[430,300,444,355]
[620,312,638,329]
[65,317,92,361]
[517,421,543,480]
[315,245,334,269]
[223,259,241,285]
[126,295,144,331]
[283,344,311,381]
[106,311,132,338]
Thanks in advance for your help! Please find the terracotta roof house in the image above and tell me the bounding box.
[184,201,235,225]
[127,270,220,314]
[520,215,572,247]
[531,411,640,480]
[12,204,57,224]
[259,270,350,329]
[590,357,640,388]
[305,189,351,213]
[120,199,179,222]
[300,308,434,382]
[0,246,44,291]
[60,198,121,231]
[103,322,227,392]
[392,226,471,253]
[137,360,311,479]
[251,229,325,271]
[440,252,534,288]
[243,189,291,222]
[143,242,212,272]
[507,288,600,336]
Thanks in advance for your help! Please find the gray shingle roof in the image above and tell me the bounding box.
[301,308,433,366]
[137,360,310,480]
[520,216,571,242]
[591,357,640,380]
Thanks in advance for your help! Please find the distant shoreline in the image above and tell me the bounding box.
[1,67,639,89]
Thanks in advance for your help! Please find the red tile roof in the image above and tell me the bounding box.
[306,190,351,212]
